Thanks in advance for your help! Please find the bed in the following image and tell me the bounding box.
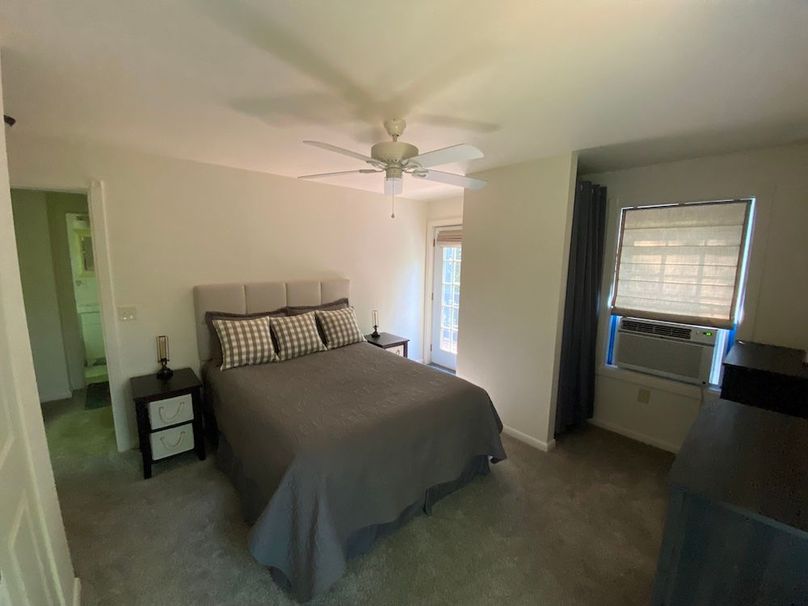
[194,279,507,601]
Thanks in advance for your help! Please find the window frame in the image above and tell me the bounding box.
[604,198,756,387]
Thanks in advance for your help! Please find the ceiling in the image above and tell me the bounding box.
[1,1,807,199]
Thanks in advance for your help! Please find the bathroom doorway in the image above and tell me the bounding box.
[65,212,109,402]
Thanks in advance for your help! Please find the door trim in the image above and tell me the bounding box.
[422,218,462,364]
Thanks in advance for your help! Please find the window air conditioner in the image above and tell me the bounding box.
[614,317,717,385]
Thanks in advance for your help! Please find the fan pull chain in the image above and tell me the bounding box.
[390,192,396,219]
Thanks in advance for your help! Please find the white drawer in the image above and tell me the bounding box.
[150,424,194,460]
[386,345,405,356]
[148,393,193,430]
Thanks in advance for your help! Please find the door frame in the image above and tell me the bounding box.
[11,181,127,452]
[422,217,462,364]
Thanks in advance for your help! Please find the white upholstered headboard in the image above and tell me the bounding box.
[192,278,350,361]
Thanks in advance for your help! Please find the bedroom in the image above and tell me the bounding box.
[1,2,807,605]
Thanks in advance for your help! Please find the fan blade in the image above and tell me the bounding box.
[414,170,487,190]
[299,169,379,179]
[407,143,483,168]
[303,140,373,163]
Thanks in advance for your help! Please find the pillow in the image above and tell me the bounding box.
[286,298,349,316]
[316,308,365,349]
[211,316,278,370]
[270,313,327,361]
[205,308,286,364]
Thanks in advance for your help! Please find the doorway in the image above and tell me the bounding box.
[65,212,108,392]
[430,226,462,371]
[10,189,113,455]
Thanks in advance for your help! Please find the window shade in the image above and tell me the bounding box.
[610,200,751,328]
[435,228,462,244]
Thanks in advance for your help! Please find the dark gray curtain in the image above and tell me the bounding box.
[555,181,607,435]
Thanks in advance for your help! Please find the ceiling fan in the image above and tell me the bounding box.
[299,118,487,204]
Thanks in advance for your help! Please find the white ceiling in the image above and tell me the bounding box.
[2,1,807,199]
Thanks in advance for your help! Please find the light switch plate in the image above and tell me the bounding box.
[118,306,137,321]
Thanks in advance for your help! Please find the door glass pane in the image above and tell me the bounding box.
[439,245,461,354]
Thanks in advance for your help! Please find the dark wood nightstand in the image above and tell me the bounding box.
[131,368,205,479]
[365,332,409,358]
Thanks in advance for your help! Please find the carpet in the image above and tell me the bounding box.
[85,381,111,410]
[44,403,674,606]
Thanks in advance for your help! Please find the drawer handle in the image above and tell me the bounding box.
[158,401,185,424]
[160,431,186,449]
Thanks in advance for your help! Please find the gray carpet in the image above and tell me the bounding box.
[43,393,674,605]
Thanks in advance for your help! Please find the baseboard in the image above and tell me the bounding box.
[72,577,81,606]
[588,418,679,453]
[502,425,556,452]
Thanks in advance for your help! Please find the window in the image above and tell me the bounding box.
[606,199,755,385]
[611,199,751,328]
[439,244,461,354]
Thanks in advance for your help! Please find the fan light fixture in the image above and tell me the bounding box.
[299,118,486,218]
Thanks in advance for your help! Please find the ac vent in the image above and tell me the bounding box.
[621,319,692,340]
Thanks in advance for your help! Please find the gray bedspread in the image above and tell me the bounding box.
[204,342,506,601]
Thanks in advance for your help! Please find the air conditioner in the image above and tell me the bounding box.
[614,317,717,385]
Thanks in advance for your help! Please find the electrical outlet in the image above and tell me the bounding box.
[118,306,137,321]
[637,388,651,404]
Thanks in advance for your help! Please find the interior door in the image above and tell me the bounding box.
[0,64,75,605]
[431,232,462,370]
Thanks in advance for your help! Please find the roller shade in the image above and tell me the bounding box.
[610,200,751,328]
[435,228,462,244]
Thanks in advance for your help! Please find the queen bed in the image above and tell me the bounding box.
[194,279,506,601]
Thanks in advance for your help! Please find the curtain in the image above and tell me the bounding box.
[610,200,750,328]
[555,181,607,435]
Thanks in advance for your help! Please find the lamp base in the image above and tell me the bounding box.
[371,325,380,338]
[156,360,174,381]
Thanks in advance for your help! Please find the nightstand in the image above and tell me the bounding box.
[131,368,205,479]
[365,332,409,358]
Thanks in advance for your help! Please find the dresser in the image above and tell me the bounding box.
[131,368,206,479]
[652,400,808,605]
[720,340,808,418]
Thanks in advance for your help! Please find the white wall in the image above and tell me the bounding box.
[426,195,463,221]
[584,142,808,452]
[8,134,428,450]
[457,152,577,450]
[10,189,72,402]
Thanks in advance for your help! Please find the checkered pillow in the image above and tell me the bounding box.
[270,313,327,361]
[212,316,277,370]
[316,308,365,349]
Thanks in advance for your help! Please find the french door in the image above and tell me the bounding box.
[430,228,462,370]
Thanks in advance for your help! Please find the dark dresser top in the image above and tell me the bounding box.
[670,399,808,532]
[130,367,201,401]
[364,332,409,348]
[723,340,808,378]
